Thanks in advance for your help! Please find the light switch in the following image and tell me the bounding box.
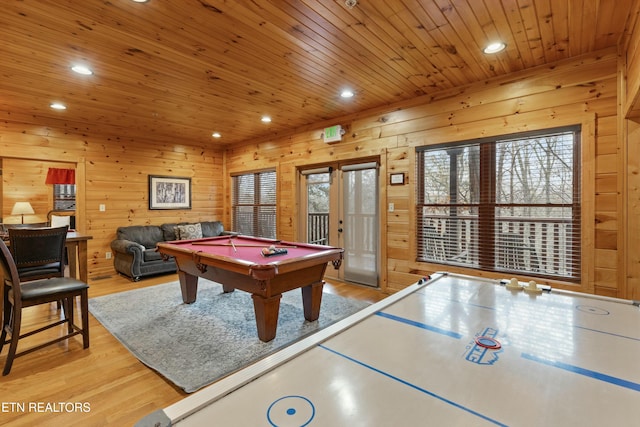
[388,203,394,212]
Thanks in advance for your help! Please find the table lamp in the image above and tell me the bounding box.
[11,202,35,224]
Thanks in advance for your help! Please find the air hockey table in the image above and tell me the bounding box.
[137,272,640,426]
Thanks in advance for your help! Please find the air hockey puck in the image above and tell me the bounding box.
[474,336,501,350]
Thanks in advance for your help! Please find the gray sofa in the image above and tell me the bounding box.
[110,221,228,281]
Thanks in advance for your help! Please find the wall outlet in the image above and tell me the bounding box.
[105,251,112,259]
[99,204,106,212]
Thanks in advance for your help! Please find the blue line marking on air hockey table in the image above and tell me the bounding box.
[574,325,640,342]
[522,353,640,392]
[319,344,508,427]
[375,311,464,339]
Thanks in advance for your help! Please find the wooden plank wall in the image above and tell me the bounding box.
[627,120,640,300]
[624,2,640,120]
[226,47,622,297]
[0,130,225,279]
[623,5,640,300]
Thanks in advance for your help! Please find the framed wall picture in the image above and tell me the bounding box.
[390,173,405,185]
[148,175,192,210]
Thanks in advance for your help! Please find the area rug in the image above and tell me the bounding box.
[88,279,369,393]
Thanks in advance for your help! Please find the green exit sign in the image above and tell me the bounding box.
[323,125,343,143]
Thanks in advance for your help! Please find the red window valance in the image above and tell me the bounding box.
[45,168,75,184]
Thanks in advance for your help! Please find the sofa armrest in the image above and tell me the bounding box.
[111,239,145,256]
[111,239,149,281]
[221,230,240,236]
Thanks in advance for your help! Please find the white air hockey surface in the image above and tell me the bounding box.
[137,273,640,427]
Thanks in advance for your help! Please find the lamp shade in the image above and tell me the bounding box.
[11,202,35,216]
[11,202,35,224]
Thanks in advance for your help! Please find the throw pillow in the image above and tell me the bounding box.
[177,223,202,240]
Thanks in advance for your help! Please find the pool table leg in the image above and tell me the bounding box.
[301,281,324,321]
[251,294,282,342]
[178,271,199,303]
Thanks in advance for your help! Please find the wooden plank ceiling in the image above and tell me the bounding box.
[0,0,634,146]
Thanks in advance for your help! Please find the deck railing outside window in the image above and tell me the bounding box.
[307,213,329,245]
[420,215,577,279]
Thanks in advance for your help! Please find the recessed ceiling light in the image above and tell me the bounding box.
[50,103,67,110]
[71,65,93,75]
[483,42,506,54]
[212,132,221,138]
[261,116,272,123]
[340,89,354,98]
[131,0,150,3]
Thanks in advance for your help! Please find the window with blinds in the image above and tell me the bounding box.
[416,126,581,282]
[231,170,276,238]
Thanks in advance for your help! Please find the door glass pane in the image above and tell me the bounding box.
[306,173,330,245]
[343,167,378,286]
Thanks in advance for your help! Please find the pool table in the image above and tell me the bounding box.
[156,235,344,342]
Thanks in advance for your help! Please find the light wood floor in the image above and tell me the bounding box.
[0,273,387,426]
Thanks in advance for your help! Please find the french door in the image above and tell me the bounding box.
[300,161,379,287]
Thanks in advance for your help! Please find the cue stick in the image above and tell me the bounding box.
[190,242,297,248]
[229,237,237,252]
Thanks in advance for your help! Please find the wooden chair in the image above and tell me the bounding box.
[9,225,70,311]
[8,226,68,282]
[47,209,75,229]
[0,231,89,375]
